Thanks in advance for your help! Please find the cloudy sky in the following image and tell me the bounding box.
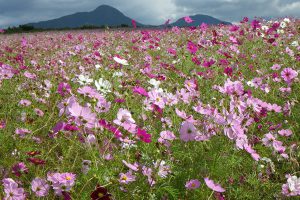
[0,0,299,28]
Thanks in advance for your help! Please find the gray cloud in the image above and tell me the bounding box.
[0,0,299,28]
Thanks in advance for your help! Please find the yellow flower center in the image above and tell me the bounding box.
[98,193,104,198]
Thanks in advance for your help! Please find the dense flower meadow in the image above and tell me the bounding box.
[0,17,299,199]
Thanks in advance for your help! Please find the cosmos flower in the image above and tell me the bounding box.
[179,121,197,142]
[278,129,292,137]
[95,78,112,95]
[281,68,298,84]
[2,178,26,200]
[185,179,201,190]
[77,74,93,85]
[137,128,152,143]
[204,178,225,193]
[31,178,50,197]
[90,185,112,200]
[12,162,28,177]
[282,175,300,196]
[119,171,136,184]
[114,108,136,126]
[122,160,139,171]
[132,19,137,28]
[57,82,71,96]
[184,16,194,24]
[113,57,129,66]
[187,41,198,54]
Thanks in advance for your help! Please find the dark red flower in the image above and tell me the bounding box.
[90,185,112,200]
[26,151,41,156]
[27,157,46,165]
[62,191,72,200]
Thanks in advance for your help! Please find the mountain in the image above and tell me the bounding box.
[26,5,231,29]
[170,14,231,27]
[27,5,144,29]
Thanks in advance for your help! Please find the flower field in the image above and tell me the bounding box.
[0,18,299,199]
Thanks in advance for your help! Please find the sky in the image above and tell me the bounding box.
[0,0,299,28]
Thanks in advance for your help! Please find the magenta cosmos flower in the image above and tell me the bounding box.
[137,128,152,143]
[281,68,298,84]
[204,178,225,193]
[179,121,197,142]
[185,179,201,190]
[184,16,194,23]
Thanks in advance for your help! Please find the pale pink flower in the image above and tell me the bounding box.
[179,121,197,142]
[204,177,225,193]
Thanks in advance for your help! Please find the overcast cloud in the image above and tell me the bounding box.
[0,0,299,28]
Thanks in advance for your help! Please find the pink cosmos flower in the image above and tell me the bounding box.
[2,178,26,200]
[148,89,166,109]
[122,160,139,171]
[24,71,36,79]
[185,179,201,190]
[57,82,71,96]
[184,16,194,24]
[159,130,176,141]
[47,172,76,196]
[19,99,31,106]
[142,166,155,186]
[158,130,176,147]
[281,68,298,84]
[31,178,50,197]
[119,171,136,184]
[68,101,96,128]
[114,108,135,125]
[278,129,292,137]
[0,120,6,129]
[244,144,260,161]
[154,160,171,178]
[179,121,197,142]
[15,128,31,138]
[204,177,225,193]
[34,108,44,117]
[271,64,281,70]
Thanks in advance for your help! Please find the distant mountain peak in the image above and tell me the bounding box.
[93,4,118,11]
[25,5,230,29]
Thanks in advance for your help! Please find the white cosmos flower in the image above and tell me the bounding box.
[261,25,269,31]
[95,78,112,95]
[283,18,290,23]
[277,29,284,34]
[291,41,299,47]
[113,71,123,77]
[113,57,129,65]
[148,79,161,89]
[247,81,255,87]
[78,74,93,85]
[95,64,101,70]
[280,21,287,29]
